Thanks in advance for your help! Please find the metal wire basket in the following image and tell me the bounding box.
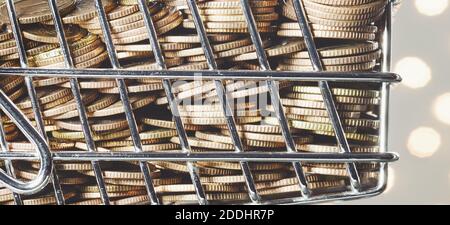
[0,0,400,205]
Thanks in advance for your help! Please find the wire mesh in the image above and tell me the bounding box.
[0,0,400,205]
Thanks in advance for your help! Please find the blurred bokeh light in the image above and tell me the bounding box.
[415,0,449,16]
[394,57,431,89]
[407,127,441,158]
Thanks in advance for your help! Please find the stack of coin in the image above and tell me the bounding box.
[73,1,184,67]
[278,0,386,41]
[180,0,279,33]
[0,0,395,204]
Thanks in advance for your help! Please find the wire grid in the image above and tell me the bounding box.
[0,0,400,205]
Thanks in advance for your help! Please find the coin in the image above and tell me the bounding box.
[0,0,76,24]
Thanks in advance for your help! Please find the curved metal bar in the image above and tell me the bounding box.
[0,91,52,194]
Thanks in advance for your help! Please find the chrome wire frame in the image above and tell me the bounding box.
[0,0,400,205]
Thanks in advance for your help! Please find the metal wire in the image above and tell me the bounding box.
[0,0,399,205]
[186,0,261,203]
[239,0,311,198]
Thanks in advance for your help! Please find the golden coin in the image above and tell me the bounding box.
[170,136,234,150]
[167,61,210,70]
[305,0,381,7]
[79,5,138,24]
[200,172,286,183]
[197,0,278,9]
[116,42,196,52]
[184,25,277,33]
[0,0,76,24]
[88,95,156,118]
[277,60,377,72]
[182,7,276,15]
[63,0,116,24]
[215,124,283,134]
[219,130,313,144]
[197,161,286,171]
[104,177,182,186]
[111,195,149,205]
[187,12,278,22]
[299,0,387,15]
[313,130,379,143]
[259,180,347,195]
[179,109,259,118]
[98,82,164,94]
[285,93,380,105]
[108,15,183,44]
[0,76,24,93]
[42,91,98,118]
[81,185,144,193]
[280,22,379,33]
[158,34,240,43]
[0,30,13,42]
[264,117,358,133]
[277,29,376,40]
[126,129,178,141]
[78,190,146,199]
[231,40,306,61]
[161,193,249,203]
[81,169,160,180]
[58,79,117,89]
[287,41,378,58]
[82,4,167,31]
[291,85,380,98]
[55,163,93,171]
[4,193,76,205]
[32,34,99,62]
[23,24,86,44]
[55,119,129,132]
[177,101,255,112]
[182,20,272,30]
[52,94,119,119]
[173,38,252,57]
[141,118,206,131]
[111,143,180,152]
[297,144,379,153]
[180,116,262,126]
[156,183,241,193]
[304,6,383,21]
[33,40,103,67]
[293,116,380,129]
[195,131,287,148]
[15,88,72,109]
[33,77,68,87]
[283,50,381,66]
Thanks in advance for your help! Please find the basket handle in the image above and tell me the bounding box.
[0,90,52,194]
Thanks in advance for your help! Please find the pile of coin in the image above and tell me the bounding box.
[0,0,398,205]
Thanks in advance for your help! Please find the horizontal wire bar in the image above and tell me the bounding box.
[0,151,399,163]
[0,68,401,82]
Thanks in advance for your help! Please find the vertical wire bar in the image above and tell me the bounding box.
[0,115,22,205]
[5,0,65,204]
[186,0,261,203]
[137,0,207,205]
[47,0,110,205]
[378,1,393,190]
[239,0,311,197]
[94,0,159,205]
[291,0,362,191]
